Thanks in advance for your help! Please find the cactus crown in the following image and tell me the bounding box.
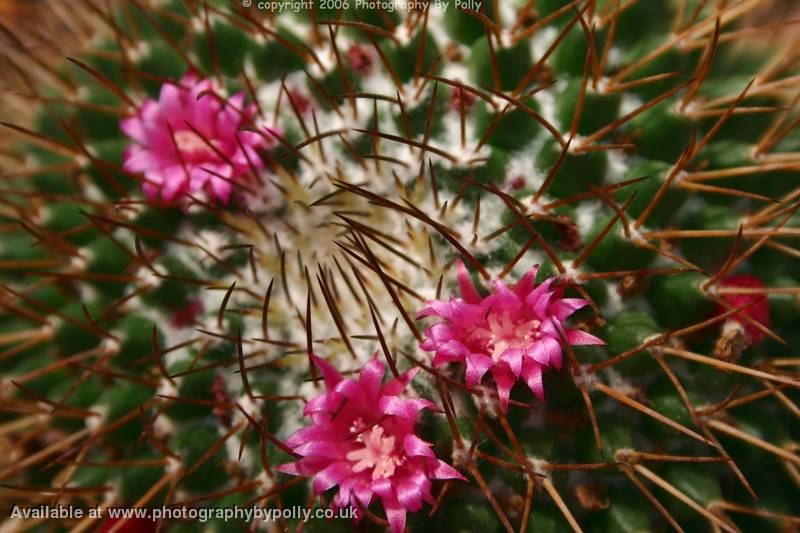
[1,0,800,531]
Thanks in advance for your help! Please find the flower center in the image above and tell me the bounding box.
[173,130,215,155]
[473,311,542,361]
[346,425,401,480]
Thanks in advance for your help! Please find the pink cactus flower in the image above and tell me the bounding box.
[718,274,771,344]
[419,262,604,410]
[121,73,276,205]
[277,356,465,533]
[448,86,477,112]
[287,87,313,116]
[347,44,373,74]
[170,300,203,329]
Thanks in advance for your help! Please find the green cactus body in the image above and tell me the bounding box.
[0,0,798,531]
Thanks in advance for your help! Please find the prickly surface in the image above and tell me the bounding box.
[0,0,799,531]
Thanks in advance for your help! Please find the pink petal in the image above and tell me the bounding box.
[384,500,407,533]
[142,166,165,186]
[231,140,263,170]
[541,317,560,338]
[353,482,374,509]
[431,460,466,481]
[421,322,454,343]
[188,166,211,191]
[275,461,301,476]
[368,479,394,506]
[139,99,161,125]
[333,378,365,401]
[159,82,185,117]
[122,145,158,173]
[383,366,419,396]
[379,396,435,419]
[403,434,435,459]
[284,424,328,448]
[513,265,539,297]
[491,365,516,412]
[332,486,353,511]
[551,298,589,321]
[485,280,522,312]
[528,336,562,367]
[457,260,482,304]
[303,390,342,417]
[465,352,494,387]
[360,357,386,396]
[522,363,545,401]
[294,440,343,460]
[525,277,555,313]
[142,181,159,201]
[396,479,424,512]
[120,117,146,143]
[420,338,435,351]
[227,92,246,113]
[566,329,605,346]
[532,290,554,319]
[208,175,232,204]
[160,166,189,201]
[434,339,467,361]
[312,462,351,494]
[311,355,342,389]
[419,299,473,322]
[500,347,524,378]
[432,341,468,367]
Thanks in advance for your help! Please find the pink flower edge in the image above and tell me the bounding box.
[718,274,771,344]
[419,261,605,411]
[120,73,279,205]
[277,356,465,533]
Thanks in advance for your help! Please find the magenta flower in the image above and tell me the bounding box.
[277,356,465,533]
[717,274,771,345]
[347,44,374,75]
[419,262,604,411]
[121,73,275,204]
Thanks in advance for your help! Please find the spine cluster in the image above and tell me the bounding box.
[0,0,798,531]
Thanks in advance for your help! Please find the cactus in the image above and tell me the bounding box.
[1,0,800,531]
